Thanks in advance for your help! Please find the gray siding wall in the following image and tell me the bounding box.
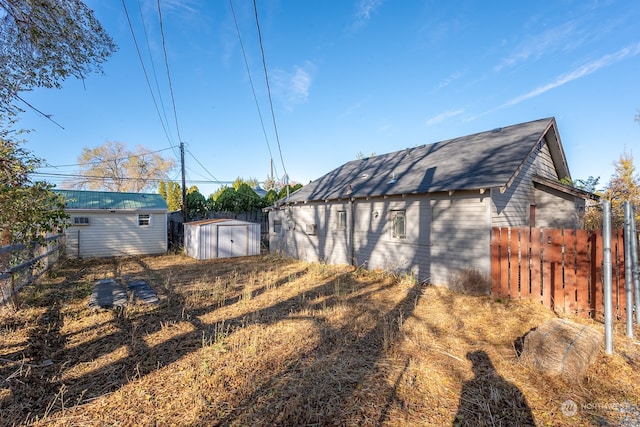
[269,192,491,286]
[430,195,491,284]
[66,211,167,258]
[534,187,584,229]
[491,140,560,227]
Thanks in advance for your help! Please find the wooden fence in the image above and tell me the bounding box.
[491,227,631,319]
[0,235,65,305]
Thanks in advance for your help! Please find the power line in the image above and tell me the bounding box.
[157,0,187,221]
[156,0,183,145]
[38,146,175,169]
[252,0,289,184]
[186,149,222,184]
[16,95,64,129]
[32,171,236,186]
[136,0,176,152]
[229,0,279,183]
[121,0,177,157]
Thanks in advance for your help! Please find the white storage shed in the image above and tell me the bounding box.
[184,219,261,260]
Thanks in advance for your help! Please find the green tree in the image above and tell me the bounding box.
[166,181,182,212]
[158,181,167,200]
[236,183,263,212]
[263,189,279,206]
[186,186,207,220]
[0,0,116,116]
[214,187,239,212]
[1,131,67,245]
[70,141,175,192]
[277,183,303,200]
[574,176,601,194]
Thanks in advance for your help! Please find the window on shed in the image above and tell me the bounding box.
[273,220,282,233]
[73,216,90,226]
[391,210,406,239]
[138,214,151,227]
[337,210,347,230]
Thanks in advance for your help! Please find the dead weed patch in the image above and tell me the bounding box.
[0,254,638,426]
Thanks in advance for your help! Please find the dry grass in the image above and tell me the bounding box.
[0,253,639,426]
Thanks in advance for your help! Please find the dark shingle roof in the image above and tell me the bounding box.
[55,190,168,211]
[283,117,564,203]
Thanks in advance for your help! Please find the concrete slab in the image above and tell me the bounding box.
[127,280,159,304]
[89,279,128,309]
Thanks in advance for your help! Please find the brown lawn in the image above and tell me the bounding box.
[0,253,639,426]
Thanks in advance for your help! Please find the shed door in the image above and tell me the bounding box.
[217,225,249,258]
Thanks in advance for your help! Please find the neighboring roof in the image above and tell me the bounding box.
[279,117,570,204]
[532,175,600,201]
[185,219,233,226]
[253,186,268,198]
[55,189,168,211]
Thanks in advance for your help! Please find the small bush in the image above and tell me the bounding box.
[448,268,492,296]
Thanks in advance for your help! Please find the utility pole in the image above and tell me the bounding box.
[180,142,187,223]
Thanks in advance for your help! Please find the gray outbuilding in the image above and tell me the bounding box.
[184,219,261,260]
[266,117,597,286]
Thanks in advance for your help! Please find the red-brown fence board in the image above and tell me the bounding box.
[490,227,632,319]
[529,228,542,304]
[509,228,521,299]
[590,231,602,318]
[521,227,531,299]
[500,228,510,297]
[491,228,502,295]
[564,229,578,315]
[550,229,564,312]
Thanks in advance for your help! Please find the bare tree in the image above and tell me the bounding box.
[68,141,176,192]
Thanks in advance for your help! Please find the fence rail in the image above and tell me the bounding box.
[491,227,630,319]
[0,235,65,305]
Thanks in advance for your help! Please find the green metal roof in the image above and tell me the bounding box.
[54,190,168,211]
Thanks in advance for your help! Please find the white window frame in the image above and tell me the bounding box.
[137,213,151,227]
[391,210,406,239]
[337,210,347,230]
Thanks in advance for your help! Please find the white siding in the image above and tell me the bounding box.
[66,211,167,258]
[184,220,260,260]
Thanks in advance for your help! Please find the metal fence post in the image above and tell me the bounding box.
[603,201,614,354]
[624,201,635,338]
[633,204,640,325]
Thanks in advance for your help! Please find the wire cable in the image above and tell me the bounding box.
[16,95,64,129]
[121,0,177,157]
[229,0,279,183]
[38,146,175,169]
[136,0,176,152]
[186,149,222,184]
[252,0,289,183]
[157,0,183,145]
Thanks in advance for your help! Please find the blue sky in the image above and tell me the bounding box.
[19,0,640,198]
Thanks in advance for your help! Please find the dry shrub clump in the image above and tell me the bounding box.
[448,268,493,295]
[0,254,638,426]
